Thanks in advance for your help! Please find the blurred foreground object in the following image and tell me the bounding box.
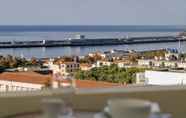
[42,98,75,118]
[95,99,172,118]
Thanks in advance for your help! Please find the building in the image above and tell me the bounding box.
[138,59,186,69]
[115,60,132,68]
[136,70,186,85]
[80,63,93,71]
[59,62,79,75]
[96,60,136,68]
[88,51,103,58]
[165,48,179,61]
[48,60,80,78]
[0,72,51,91]
[56,79,123,88]
[138,59,155,67]
[136,72,146,84]
[0,71,124,92]
[96,60,113,67]
[102,49,130,61]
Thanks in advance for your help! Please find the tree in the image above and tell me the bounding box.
[75,70,86,80]
[0,55,41,68]
[75,65,146,84]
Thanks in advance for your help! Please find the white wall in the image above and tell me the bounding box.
[145,71,186,85]
[0,80,43,92]
[136,72,146,84]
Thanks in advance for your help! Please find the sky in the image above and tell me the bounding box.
[0,0,185,25]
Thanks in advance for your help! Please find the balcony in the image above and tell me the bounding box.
[0,85,186,118]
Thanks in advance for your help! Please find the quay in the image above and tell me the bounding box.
[0,35,185,48]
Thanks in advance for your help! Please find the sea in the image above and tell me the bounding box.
[0,25,185,59]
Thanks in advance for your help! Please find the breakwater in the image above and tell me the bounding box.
[0,36,185,48]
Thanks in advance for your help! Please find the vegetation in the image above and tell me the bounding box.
[141,50,166,59]
[0,55,40,68]
[79,55,102,64]
[75,64,146,84]
[126,53,140,64]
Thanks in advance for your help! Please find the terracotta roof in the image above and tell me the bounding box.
[54,61,78,65]
[74,80,123,88]
[64,80,123,88]
[80,63,92,67]
[61,62,78,64]
[0,72,50,84]
[55,79,123,88]
[0,72,124,88]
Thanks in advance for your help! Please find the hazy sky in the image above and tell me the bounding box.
[0,0,185,25]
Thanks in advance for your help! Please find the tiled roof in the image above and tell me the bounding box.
[80,63,92,67]
[54,79,123,88]
[0,72,123,88]
[74,80,123,88]
[0,72,50,84]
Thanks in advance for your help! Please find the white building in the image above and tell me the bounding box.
[0,72,52,92]
[96,61,113,67]
[49,61,79,78]
[0,71,75,92]
[165,49,179,61]
[138,59,186,69]
[138,59,154,67]
[136,72,146,84]
[80,63,93,71]
[136,70,186,85]
[115,60,131,68]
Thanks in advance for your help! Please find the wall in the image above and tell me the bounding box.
[145,71,186,85]
[0,80,43,91]
[0,86,186,118]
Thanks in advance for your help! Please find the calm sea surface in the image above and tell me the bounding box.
[0,26,185,58]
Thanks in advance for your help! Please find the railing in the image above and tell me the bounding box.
[0,85,186,118]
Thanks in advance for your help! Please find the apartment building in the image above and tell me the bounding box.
[60,62,80,75]
[49,61,80,78]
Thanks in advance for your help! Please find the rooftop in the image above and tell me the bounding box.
[54,61,78,65]
[74,80,123,88]
[0,72,122,88]
[0,72,50,84]
[80,63,92,67]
